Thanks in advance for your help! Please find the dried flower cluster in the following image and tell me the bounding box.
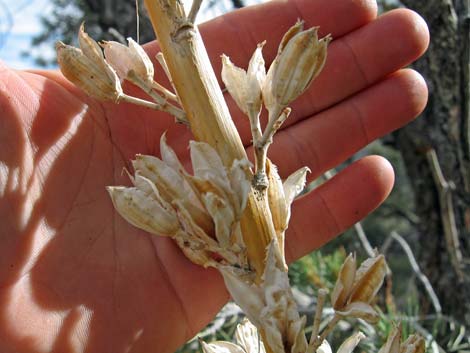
[56,6,425,353]
[332,254,387,323]
[378,326,426,353]
[200,317,425,353]
[222,20,330,190]
[57,24,187,123]
[108,135,252,268]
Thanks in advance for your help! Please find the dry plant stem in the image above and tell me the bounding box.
[120,93,182,117]
[155,52,181,104]
[254,107,290,190]
[354,222,375,258]
[312,314,341,352]
[307,288,328,353]
[260,107,286,147]
[144,0,276,279]
[389,231,442,315]
[425,148,464,281]
[188,0,203,23]
[151,81,179,102]
[127,71,188,124]
[135,0,140,43]
[247,106,265,189]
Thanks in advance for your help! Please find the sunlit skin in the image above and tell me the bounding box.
[0,0,429,352]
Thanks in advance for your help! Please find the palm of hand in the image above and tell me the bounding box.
[0,1,428,352]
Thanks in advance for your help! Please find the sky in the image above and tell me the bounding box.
[0,0,263,70]
[0,0,54,69]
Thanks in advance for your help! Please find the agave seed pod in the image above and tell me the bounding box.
[335,302,379,323]
[337,332,366,353]
[349,254,387,304]
[56,41,122,102]
[378,325,401,353]
[331,253,357,310]
[221,42,266,116]
[235,318,267,353]
[316,340,333,353]
[77,23,103,62]
[106,185,179,236]
[278,20,304,54]
[108,136,251,268]
[56,24,122,102]
[263,22,330,115]
[400,335,425,353]
[102,38,155,84]
[201,340,246,353]
[266,160,288,252]
[266,160,310,260]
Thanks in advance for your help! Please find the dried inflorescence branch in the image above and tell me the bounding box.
[57,24,187,124]
[55,2,424,352]
[306,253,388,353]
[222,20,330,190]
[108,135,252,268]
[377,325,426,353]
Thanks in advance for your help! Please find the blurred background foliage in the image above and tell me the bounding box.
[16,0,470,351]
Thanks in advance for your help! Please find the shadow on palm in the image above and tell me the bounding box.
[0,68,227,352]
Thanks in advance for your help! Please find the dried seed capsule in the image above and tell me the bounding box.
[106,185,179,236]
[273,28,329,106]
[349,254,387,304]
[235,318,266,353]
[266,160,288,241]
[335,302,379,323]
[282,166,310,206]
[56,41,123,102]
[263,23,330,114]
[221,42,266,116]
[378,325,401,353]
[266,160,310,259]
[219,266,264,327]
[78,23,103,62]
[337,332,366,353]
[400,335,425,353]
[201,340,246,353]
[317,340,333,353]
[102,38,154,84]
[56,25,123,102]
[331,253,357,310]
[277,20,304,54]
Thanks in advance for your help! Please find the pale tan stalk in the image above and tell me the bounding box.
[143,0,276,279]
[312,314,341,353]
[308,288,328,353]
[126,71,188,124]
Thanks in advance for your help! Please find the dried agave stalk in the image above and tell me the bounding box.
[55,1,424,352]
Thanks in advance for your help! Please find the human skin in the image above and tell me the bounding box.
[0,0,429,352]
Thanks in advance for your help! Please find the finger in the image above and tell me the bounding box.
[38,0,376,90]
[285,155,394,262]
[199,0,377,75]
[292,9,429,118]
[258,69,428,178]
[145,0,378,71]
[162,8,429,153]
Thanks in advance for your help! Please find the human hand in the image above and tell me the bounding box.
[0,0,429,352]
